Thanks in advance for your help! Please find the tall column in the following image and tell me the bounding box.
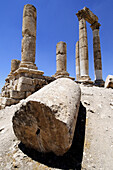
[79,18,90,80]
[76,41,80,81]
[20,4,37,70]
[53,41,69,78]
[91,22,104,85]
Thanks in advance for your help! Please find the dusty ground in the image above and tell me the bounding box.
[0,84,113,170]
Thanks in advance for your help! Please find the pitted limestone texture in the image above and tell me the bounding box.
[12,78,81,156]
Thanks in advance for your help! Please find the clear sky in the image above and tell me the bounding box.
[0,0,113,91]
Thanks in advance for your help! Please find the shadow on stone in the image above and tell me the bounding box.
[18,102,86,170]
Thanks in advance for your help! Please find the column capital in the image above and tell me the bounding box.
[90,22,101,31]
[76,10,86,21]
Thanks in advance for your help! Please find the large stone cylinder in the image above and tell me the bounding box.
[21,4,36,65]
[76,41,80,80]
[13,78,81,156]
[79,18,90,80]
[11,59,20,73]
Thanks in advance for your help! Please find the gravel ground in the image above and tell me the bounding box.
[0,84,113,170]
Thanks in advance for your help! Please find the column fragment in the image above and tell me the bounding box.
[11,59,20,73]
[53,41,69,78]
[76,41,80,80]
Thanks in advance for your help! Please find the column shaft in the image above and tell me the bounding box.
[79,18,90,80]
[20,4,37,69]
[76,41,80,80]
[53,41,69,78]
[91,23,103,80]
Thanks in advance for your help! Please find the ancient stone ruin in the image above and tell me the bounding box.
[76,7,104,86]
[13,78,81,156]
[0,3,113,159]
[0,4,55,109]
[0,5,110,111]
[53,41,74,80]
[0,4,77,109]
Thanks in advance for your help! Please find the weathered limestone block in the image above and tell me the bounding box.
[10,90,26,99]
[0,97,19,106]
[83,7,98,24]
[13,80,18,91]
[1,91,10,98]
[11,59,20,73]
[105,75,113,88]
[76,7,98,25]
[18,77,33,85]
[26,91,32,98]
[13,78,81,156]
[17,83,35,92]
[22,4,36,37]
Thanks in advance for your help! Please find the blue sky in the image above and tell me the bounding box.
[0,0,113,91]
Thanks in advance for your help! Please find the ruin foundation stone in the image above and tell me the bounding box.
[105,75,113,88]
[12,78,81,156]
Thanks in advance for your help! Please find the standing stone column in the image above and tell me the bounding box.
[20,4,37,70]
[78,18,90,80]
[76,41,80,81]
[53,41,69,78]
[91,22,104,85]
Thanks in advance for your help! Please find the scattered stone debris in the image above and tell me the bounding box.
[105,75,113,88]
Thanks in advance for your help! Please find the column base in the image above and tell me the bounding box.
[52,71,75,80]
[78,76,91,81]
[94,79,105,87]
[20,62,38,70]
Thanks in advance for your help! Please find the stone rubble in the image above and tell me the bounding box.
[105,75,113,88]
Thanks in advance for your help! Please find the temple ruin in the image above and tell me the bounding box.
[0,5,106,109]
[76,7,104,86]
[0,4,55,109]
